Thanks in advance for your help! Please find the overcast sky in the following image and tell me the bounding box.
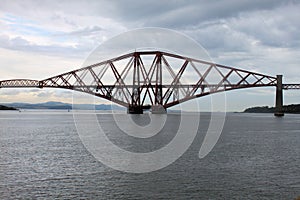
[0,0,299,111]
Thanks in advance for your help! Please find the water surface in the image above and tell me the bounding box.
[0,110,299,199]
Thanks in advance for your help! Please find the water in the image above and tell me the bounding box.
[0,110,299,199]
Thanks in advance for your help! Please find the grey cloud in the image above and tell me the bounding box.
[34,90,72,98]
[178,2,300,68]
[1,0,299,82]
[2,0,298,52]
[184,22,253,53]
[36,91,52,98]
[0,34,91,58]
[29,89,40,92]
[64,26,104,36]
[0,89,22,96]
[36,90,73,99]
[1,89,42,96]
[1,0,292,28]
[228,4,300,48]
[108,0,291,27]
[53,90,73,98]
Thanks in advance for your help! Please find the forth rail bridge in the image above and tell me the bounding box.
[0,51,299,116]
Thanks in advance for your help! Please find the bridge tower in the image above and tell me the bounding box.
[128,53,143,114]
[151,52,167,114]
[274,75,284,117]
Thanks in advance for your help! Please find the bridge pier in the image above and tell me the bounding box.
[127,106,143,114]
[151,105,167,114]
[127,105,167,114]
[274,75,284,117]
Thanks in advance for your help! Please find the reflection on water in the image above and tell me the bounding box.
[0,110,299,199]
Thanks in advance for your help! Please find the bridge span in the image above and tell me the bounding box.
[0,51,299,116]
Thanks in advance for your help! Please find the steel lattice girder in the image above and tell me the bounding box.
[283,84,300,90]
[0,51,280,109]
[0,79,41,88]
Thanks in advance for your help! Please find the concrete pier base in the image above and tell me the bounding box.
[274,112,284,117]
[127,106,143,114]
[151,105,167,114]
[274,75,284,117]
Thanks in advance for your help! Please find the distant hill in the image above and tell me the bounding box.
[0,105,18,110]
[244,104,300,114]
[2,101,126,111]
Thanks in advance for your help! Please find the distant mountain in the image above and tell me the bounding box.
[244,104,300,114]
[0,105,18,110]
[2,101,126,111]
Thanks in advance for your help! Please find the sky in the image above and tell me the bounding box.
[0,0,300,111]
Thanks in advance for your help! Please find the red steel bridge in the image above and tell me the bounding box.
[0,51,299,116]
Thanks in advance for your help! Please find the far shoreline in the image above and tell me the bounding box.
[243,104,300,114]
[0,105,18,111]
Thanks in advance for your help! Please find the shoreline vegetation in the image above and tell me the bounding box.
[243,104,300,114]
[0,105,18,110]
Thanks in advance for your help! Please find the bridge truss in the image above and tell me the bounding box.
[283,84,300,90]
[0,51,298,113]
